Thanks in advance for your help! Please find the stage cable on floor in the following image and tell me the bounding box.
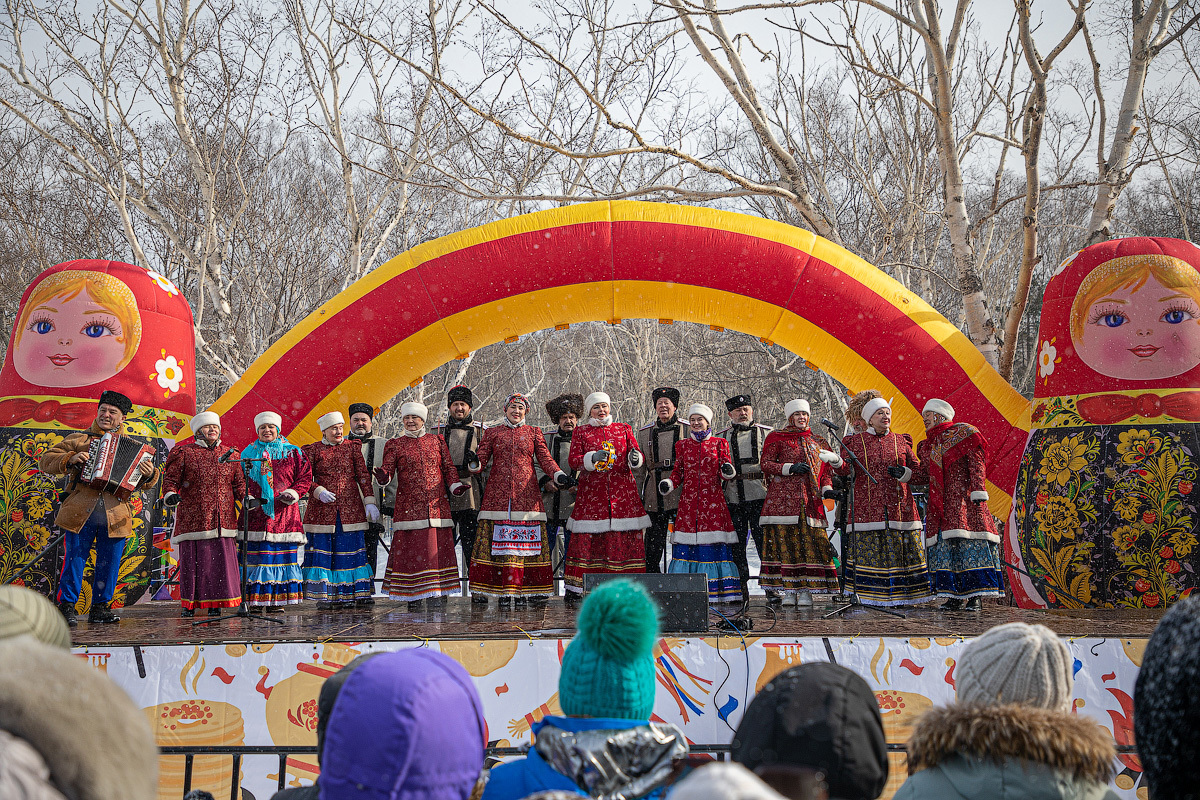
[709,607,752,735]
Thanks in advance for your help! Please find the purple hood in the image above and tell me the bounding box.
[319,649,486,800]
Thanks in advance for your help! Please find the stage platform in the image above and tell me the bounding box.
[72,596,1164,646]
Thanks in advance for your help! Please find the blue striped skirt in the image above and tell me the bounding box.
[244,541,303,606]
[302,516,373,603]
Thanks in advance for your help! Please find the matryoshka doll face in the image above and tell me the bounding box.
[1074,264,1200,381]
[14,278,140,388]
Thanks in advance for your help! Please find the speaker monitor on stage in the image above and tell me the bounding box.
[582,573,709,633]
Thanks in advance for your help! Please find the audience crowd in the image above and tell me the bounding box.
[1,581,1196,800]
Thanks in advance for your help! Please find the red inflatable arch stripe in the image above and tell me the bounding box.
[212,201,1032,517]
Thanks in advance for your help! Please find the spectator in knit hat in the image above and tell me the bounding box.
[316,649,485,800]
[732,662,888,800]
[1134,595,1200,800]
[893,622,1119,800]
[482,579,689,800]
[0,585,71,649]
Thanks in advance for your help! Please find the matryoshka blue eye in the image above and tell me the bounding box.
[32,320,53,334]
[1101,313,1127,328]
[82,323,114,338]
[1162,308,1194,324]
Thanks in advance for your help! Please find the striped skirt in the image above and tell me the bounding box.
[843,526,932,607]
[244,540,303,606]
[302,517,373,603]
[468,520,554,598]
[668,542,742,605]
[759,522,841,594]
[383,526,460,601]
[563,530,646,594]
[927,538,1004,599]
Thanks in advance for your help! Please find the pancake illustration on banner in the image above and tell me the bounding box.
[0,260,196,607]
[1008,238,1200,609]
[145,699,246,800]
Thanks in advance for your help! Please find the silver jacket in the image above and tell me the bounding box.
[535,721,688,800]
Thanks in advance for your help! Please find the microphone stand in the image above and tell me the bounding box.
[196,453,282,627]
[819,422,905,620]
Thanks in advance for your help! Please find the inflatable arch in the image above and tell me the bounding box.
[211,201,1032,517]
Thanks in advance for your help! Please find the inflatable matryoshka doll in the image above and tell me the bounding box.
[0,260,196,608]
[1008,238,1200,609]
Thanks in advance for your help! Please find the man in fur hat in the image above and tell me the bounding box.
[348,402,395,581]
[537,393,584,571]
[717,394,773,601]
[634,387,688,572]
[39,390,160,626]
[433,385,486,599]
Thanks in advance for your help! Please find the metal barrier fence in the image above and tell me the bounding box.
[160,742,1139,800]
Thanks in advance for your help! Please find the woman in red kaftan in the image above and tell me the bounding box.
[758,399,841,605]
[563,391,649,598]
[468,393,569,606]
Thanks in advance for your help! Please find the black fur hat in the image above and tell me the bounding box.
[545,393,585,423]
[348,403,374,418]
[651,387,680,407]
[447,385,474,408]
[98,390,133,416]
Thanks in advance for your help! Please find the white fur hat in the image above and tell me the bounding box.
[687,403,714,425]
[584,392,611,412]
[189,411,220,434]
[400,402,428,422]
[317,411,345,431]
[783,399,811,419]
[254,411,282,430]
[861,397,890,424]
[923,398,955,422]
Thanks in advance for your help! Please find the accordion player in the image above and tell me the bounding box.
[81,432,157,501]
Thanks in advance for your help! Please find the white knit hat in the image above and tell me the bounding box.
[669,762,788,800]
[317,411,344,431]
[860,397,890,424]
[254,411,282,430]
[687,403,713,425]
[189,411,220,434]
[956,622,1073,711]
[923,398,955,421]
[400,402,428,422]
[584,392,611,413]
[783,399,811,419]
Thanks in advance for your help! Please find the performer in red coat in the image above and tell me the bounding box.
[834,397,932,607]
[468,393,570,607]
[660,404,741,605]
[758,399,841,605]
[912,398,1003,610]
[375,402,467,609]
[301,411,377,610]
[241,411,311,611]
[563,391,649,600]
[162,411,245,616]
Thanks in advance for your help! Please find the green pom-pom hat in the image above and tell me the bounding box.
[559,579,660,720]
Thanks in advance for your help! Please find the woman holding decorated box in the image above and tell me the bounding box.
[468,394,572,608]
[241,411,311,612]
[374,401,468,609]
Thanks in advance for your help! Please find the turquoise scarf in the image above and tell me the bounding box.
[241,435,299,518]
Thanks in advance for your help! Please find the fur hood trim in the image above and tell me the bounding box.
[0,639,158,800]
[906,703,1115,785]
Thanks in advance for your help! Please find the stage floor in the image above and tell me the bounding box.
[72,597,1165,646]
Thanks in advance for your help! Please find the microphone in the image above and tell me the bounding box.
[821,418,840,430]
[219,449,236,463]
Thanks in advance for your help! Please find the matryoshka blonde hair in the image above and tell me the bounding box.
[1070,254,1200,344]
[14,270,143,371]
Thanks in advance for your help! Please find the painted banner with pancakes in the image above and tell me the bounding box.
[74,635,1148,800]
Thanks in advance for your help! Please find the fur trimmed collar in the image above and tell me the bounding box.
[906,704,1115,785]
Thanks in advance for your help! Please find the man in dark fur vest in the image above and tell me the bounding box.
[633,387,688,572]
[347,402,395,581]
[537,393,583,570]
[433,385,486,600]
[717,394,773,601]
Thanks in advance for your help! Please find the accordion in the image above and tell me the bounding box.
[82,432,157,501]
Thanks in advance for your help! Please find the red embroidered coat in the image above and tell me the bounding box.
[668,435,736,544]
[913,422,999,545]
[760,428,832,527]
[566,422,651,534]
[377,433,458,531]
[301,440,372,533]
[473,424,563,522]
[163,441,245,543]
[245,448,312,543]
[835,431,922,531]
